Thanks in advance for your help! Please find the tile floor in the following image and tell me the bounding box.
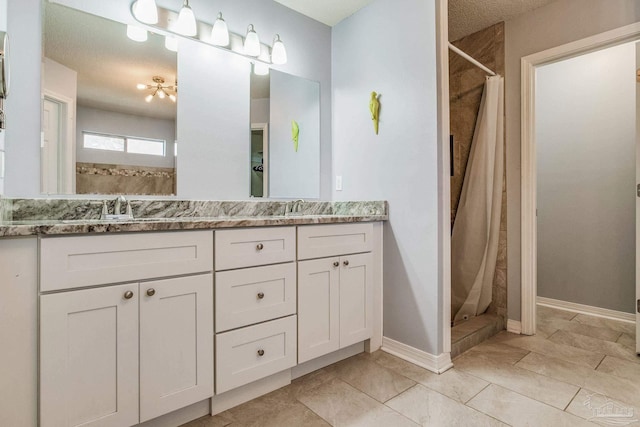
[184,306,639,427]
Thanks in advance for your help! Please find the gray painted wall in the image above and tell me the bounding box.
[504,0,640,321]
[332,0,441,354]
[0,0,5,194]
[536,43,636,314]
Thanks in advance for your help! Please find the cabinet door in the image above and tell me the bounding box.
[40,284,139,427]
[340,253,374,348]
[139,274,214,423]
[298,257,340,363]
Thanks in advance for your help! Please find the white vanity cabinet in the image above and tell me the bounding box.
[297,224,374,364]
[39,231,214,427]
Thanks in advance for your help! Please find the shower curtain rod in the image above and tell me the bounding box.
[448,42,497,76]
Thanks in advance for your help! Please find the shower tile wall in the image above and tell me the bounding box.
[450,22,507,320]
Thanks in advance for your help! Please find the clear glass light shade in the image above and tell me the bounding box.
[136,83,147,90]
[145,94,154,103]
[271,35,287,65]
[254,62,270,76]
[211,13,229,46]
[175,2,197,36]
[244,24,261,57]
[132,0,158,24]
[165,36,178,52]
[126,25,148,42]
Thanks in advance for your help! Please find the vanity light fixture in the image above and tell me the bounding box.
[132,0,158,24]
[271,34,287,65]
[138,76,177,103]
[175,0,197,37]
[244,24,261,57]
[126,25,148,42]
[211,12,229,47]
[253,62,270,76]
[165,35,178,52]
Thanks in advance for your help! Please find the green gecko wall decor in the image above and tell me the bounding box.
[291,120,300,152]
[369,91,381,135]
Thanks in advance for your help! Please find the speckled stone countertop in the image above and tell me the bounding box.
[0,199,388,237]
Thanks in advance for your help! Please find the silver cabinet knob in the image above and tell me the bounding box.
[146,288,156,297]
[257,349,265,357]
[257,292,265,300]
[124,291,134,300]
[343,260,350,266]
[256,243,264,250]
[333,261,340,267]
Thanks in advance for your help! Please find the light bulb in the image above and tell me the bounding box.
[254,62,270,76]
[211,12,229,46]
[137,83,147,90]
[175,0,197,37]
[165,36,178,52]
[169,94,177,102]
[271,34,287,65]
[145,94,154,103]
[244,24,261,57]
[132,0,158,25]
[158,88,166,99]
[126,25,148,42]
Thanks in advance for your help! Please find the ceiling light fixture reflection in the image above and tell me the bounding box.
[138,76,177,103]
[253,62,270,76]
[165,35,178,52]
[271,34,287,65]
[132,0,158,24]
[211,12,229,46]
[244,24,261,57]
[126,25,148,42]
[175,0,197,36]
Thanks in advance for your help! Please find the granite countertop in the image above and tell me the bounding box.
[0,199,388,237]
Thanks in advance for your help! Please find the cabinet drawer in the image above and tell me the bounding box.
[298,223,373,260]
[216,263,296,332]
[215,227,295,270]
[216,316,297,394]
[40,231,213,292]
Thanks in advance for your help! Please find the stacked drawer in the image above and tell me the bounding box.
[214,227,298,394]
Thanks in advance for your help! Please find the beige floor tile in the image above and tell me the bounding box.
[617,333,636,350]
[572,314,635,335]
[515,351,640,408]
[465,336,531,364]
[566,388,640,427]
[330,354,416,403]
[596,356,640,383]
[217,386,300,424]
[386,384,506,426]
[537,305,578,321]
[236,402,331,427]
[297,377,418,427]
[549,330,640,364]
[467,384,592,427]
[180,415,232,427]
[537,317,622,342]
[454,351,579,409]
[490,331,604,368]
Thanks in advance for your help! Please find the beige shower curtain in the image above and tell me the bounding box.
[452,75,504,323]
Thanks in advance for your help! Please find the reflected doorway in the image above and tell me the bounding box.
[250,123,268,198]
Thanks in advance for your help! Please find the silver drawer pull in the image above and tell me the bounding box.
[123,291,134,300]
[257,349,265,357]
[146,288,156,297]
[256,243,264,250]
[333,261,339,267]
[257,292,265,300]
[343,260,350,266]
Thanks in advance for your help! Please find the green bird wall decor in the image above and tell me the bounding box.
[369,91,381,135]
[291,120,300,152]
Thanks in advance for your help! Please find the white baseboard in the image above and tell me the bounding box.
[537,297,635,324]
[381,337,453,374]
[507,319,522,334]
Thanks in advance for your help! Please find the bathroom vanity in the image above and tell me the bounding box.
[0,199,386,427]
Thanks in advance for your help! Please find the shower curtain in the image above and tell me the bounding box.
[451,75,504,323]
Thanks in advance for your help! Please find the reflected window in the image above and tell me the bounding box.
[82,132,165,157]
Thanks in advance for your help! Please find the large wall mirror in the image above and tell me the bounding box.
[42,2,177,196]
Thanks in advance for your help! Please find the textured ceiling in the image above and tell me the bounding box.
[44,3,177,120]
[273,0,376,26]
[449,0,558,41]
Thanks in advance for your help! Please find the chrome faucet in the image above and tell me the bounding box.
[285,199,305,216]
[114,195,126,216]
[101,196,134,220]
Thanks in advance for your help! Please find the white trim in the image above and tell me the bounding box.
[537,297,635,324]
[520,22,640,337]
[436,0,452,355]
[382,337,453,374]
[506,319,522,334]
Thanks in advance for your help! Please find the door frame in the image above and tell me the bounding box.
[520,22,640,335]
[42,89,76,194]
[251,122,269,198]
